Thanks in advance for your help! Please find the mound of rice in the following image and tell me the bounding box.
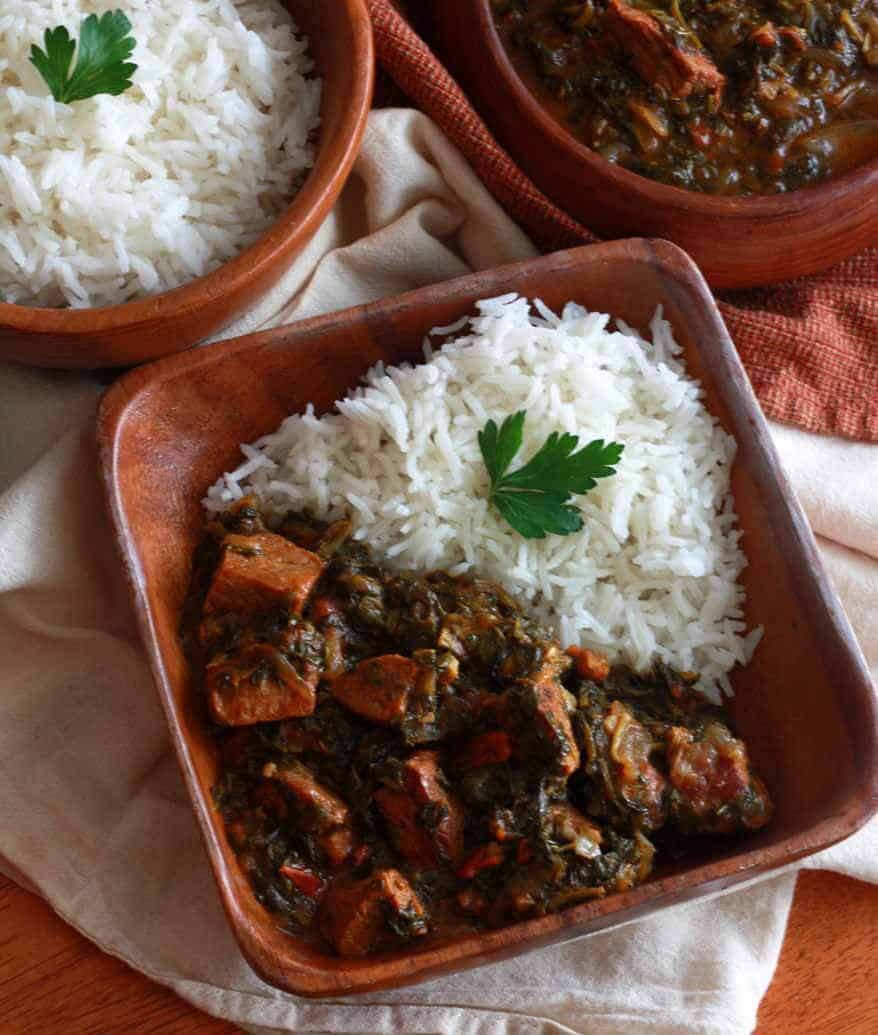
[205,296,762,699]
[0,0,321,308]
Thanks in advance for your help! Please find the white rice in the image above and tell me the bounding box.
[0,0,321,308]
[205,296,762,700]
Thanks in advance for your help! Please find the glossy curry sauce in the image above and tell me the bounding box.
[492,0,878,194]
[189,498,772,957]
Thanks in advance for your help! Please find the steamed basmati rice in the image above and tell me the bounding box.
[205,296,762,700]
[0,0,321,308]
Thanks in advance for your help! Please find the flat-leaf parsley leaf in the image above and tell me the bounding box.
[30,11,137,104]
[478,411,623,540]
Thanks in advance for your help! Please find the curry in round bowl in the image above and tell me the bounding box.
[435,1,878,288]
[492,0,878,196]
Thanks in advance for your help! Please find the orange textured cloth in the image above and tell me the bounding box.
[367,0,878,442]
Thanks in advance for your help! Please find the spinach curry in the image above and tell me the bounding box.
[190,498,772,958]
[492,0,878,193]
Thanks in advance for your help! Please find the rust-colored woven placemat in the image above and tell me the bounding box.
[367,0,878,442]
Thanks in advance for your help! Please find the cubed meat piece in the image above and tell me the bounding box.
[606,0,725,101]
[263,763,350,827]
[373,789,435,867]
[319,869,428,956]
[330,654,427,724]
[375,750,465,867]
[205,532,324,617]
[603,701,668,832]
[404,750,465,861]
[665,722,772,834]
[266,764,350,827]
[263,763,354,866]
[511,674,580,776]
[206,643,318,726]
[566,645,610,683]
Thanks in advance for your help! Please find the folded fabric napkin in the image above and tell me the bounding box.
[1,110,876,1035]
[367,0,878,443]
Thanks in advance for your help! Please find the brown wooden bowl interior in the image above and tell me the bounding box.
[434,0,878,290]
[0,0,374,370]
[98,240,878,997]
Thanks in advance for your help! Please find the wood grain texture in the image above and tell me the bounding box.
[97,240,878,996]
[757,872,878,1034]
[433,0,878,290]
[2,871,878,1033]
[0,875,243,1035]
[0,0,374,370]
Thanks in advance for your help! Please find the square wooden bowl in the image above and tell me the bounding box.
[98,240,878,997]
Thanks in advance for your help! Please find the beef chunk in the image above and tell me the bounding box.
[206,642,318,726]
[330,654,429,725]
[205,532,324,617]
[263,762,354,866]
[375,750,465,867]
[319,869,428,956]
[510,668,580,776]
[665,721,772,834]
[606,0,726,101]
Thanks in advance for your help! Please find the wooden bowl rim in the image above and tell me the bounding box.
[0,0,373,334]
[469,0,878,216]
[98,239,878,996]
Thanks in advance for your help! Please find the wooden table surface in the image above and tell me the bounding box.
[2,868,877,1034]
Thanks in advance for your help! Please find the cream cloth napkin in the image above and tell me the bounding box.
[1,110,875,1035]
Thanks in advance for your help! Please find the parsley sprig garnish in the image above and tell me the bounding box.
[478,411,624,539]
[30,11,137,104]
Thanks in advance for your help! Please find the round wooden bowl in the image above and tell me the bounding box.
[435,0,878,290]
[0,0,374,369]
